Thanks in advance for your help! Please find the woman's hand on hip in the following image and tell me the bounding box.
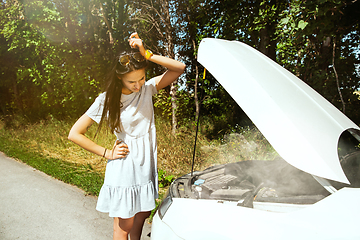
[109,140,129,159]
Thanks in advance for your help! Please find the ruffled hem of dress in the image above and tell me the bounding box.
[96,180,158,219]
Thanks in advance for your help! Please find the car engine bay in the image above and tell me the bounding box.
[170,151,360,209]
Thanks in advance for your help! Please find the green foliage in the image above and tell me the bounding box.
[1,0,360,127]
[274,0,360,122]
[158,169,175,188]
[0,113,281,196]
[153,90,172,121]
[0,0,132,119]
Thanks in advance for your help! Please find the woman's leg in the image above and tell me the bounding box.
[129,211,151,240]
[113,216,135,240]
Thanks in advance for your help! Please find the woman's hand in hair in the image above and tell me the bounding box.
[128,32,146,56]
[128,32,186,91]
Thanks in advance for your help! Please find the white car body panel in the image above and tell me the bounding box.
[152,188,360,240]
[150,38,360,240]
[197,38,360,184]
[151,214,184,240]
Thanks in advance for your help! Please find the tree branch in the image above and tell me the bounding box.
[332,41,345,113]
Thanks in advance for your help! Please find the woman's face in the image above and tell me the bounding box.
[120,68,146,95]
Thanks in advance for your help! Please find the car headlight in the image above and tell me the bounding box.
[158,191,173,220]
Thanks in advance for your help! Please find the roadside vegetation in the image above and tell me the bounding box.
[0,115,278,195]
[0,113,277,222]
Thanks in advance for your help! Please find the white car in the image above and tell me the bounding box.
[151,38,360,240]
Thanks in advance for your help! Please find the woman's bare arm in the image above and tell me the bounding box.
[68,114,129,159]
[149,55,186,91]
[128,32,186,91]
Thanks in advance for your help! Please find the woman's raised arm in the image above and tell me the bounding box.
[128,32,186,90]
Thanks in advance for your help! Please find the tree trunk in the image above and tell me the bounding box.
[170,81,178,135]
[100,3,114,45]
[193,40,200,120]
[12,81,23,113]
[194,64,199,120]
[259,24,277,61]
[168,38,178,135]
[332,41,345,113]
[134,0,178,134]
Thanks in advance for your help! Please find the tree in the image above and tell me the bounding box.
[1,0,359,130]
[277,0,360,122]
[131,0,184,135]
[0,0,134,120]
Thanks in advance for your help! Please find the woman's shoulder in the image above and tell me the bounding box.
[145,77,156,86]
[85,92,106,123]
[87,92,106,109]
[144,77,158,95]
[93,92,106,102]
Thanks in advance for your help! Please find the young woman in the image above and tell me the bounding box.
[68,32,186,240]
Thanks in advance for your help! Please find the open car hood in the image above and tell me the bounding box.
[197,38,360,184]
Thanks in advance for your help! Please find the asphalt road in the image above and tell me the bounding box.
[0,152,151,240]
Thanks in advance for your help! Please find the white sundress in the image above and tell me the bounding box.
[85,78,159,218]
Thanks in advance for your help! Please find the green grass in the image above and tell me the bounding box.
[0,115,278,197]
[0,115,213,196]
[0,127,104,195]
[0,137,103,195]
[0,115,279,222]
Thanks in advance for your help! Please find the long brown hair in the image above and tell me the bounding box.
[97,50,148,134]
